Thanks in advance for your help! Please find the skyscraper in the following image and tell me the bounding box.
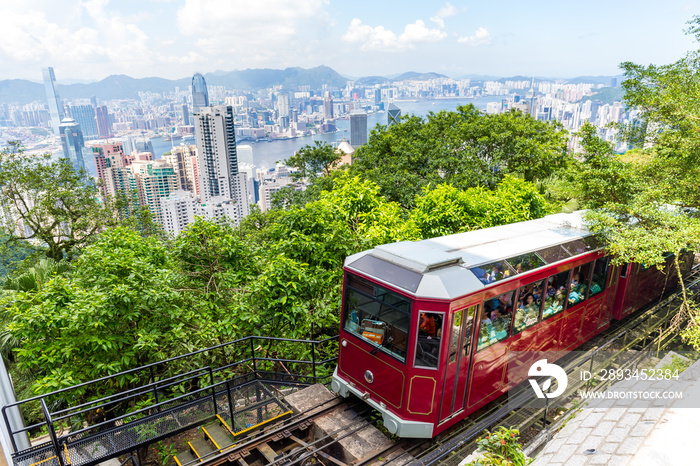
[69,104,98,139]
[323,91,334,120]
[95,105,112,138]
[194,106,249,223]
[192,73,209,113]
[387,103,401,127]
[42,67,64,136]
[181,103,190,125]
[58,118,86,172]
[277,93,290,128]
[194,106,239,197]
[350,112,368,147]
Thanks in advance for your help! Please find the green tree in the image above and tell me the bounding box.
[350,106,569,208]
[0,143,116,261]
[8,227,190,395]
[284,141,341,179]
[564,122,640,208]
[410,176,552,238]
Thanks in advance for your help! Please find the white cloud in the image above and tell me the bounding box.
[430,2,458,28]
[457,27,492,46]
[176,0,330,62]
[0,10,106,63]
[343,19,446,52]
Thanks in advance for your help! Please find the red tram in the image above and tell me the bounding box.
[330,211,692,438]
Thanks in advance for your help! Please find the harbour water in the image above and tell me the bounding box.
[150,96,499,170]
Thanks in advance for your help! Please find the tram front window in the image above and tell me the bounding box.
[343,273,412,362]
[415,311,443,369]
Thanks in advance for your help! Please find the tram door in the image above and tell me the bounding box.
[439,305,478,423]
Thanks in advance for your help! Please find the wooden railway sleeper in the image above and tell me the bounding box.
[274,418,374,466]
[287,435,347,466]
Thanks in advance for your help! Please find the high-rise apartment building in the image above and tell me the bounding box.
[58,118,86,172]
[42,67,64,135]
[92,143,128,190]
[277,93,290,127]
[192,73,209,113]
[132,160,178,224]
[69,104,98,139]
[95,105,112,138]
[194,105,249,222]
[387,103,401,127]
[160,190,200,235]
[162,145,200,195]
[194,105,238,200]
[350,112,368,147]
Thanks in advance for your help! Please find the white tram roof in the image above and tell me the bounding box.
[344,211,601,300]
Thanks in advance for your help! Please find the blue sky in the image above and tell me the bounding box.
[1,0,698,82]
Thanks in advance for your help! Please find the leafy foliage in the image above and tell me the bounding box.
[8,228,189,394]
[410,176,552,238]
[564,122,641,208]
[468,427,532,466]
[0,142,117,261]
[284,141,341,179]
[350,105,570,208]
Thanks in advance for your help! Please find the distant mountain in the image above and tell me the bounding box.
[58,75,190,101]
[566,75,623,86]
[578,86,625,104]
[202,65,348,90]
[0,67,625,106]
[0,80,44,105]
[394,71,448,81]
[355,76,390,86]
[458,74,502,81]
[0,65,348,105]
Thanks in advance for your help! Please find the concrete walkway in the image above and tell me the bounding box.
[532,359,700,465]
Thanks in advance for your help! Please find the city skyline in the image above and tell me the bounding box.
[1,1,698,82]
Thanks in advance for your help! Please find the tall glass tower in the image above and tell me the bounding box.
[43,67,64,136]
[388,103,401,127]
[192,73,209,114]
[59,118,86,172]
[350,112,368,146]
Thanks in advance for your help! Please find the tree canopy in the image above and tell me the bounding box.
[0,143,117,261]
[350,105,570,208]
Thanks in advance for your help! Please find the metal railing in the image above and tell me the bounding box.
[2,334,338,466]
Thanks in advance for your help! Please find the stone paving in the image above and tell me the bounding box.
[532,358,700,465]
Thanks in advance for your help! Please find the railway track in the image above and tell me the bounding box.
[172,395,413,466]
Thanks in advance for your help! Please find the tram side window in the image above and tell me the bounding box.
[619,262,629,278]
[542,270,571,319]
[443,306,477,365]
[477,290,516,351]
[568,262,593,306]
[343,274,412,363]
[415,312,443,369]
[513,279,545,334]
[589,257,611,297]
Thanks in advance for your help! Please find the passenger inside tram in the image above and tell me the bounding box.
[416,311,442,367]
[419,312,436,338]
[478,291,515,349]
[568,263,592,305]
[514,292,540,332]
[543,271,570,318]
